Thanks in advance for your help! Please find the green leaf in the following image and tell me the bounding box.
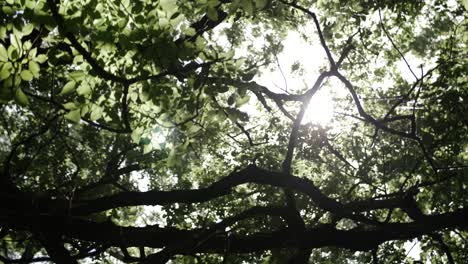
[77,82,91,95]
[143,144,152,154]
[0,44,7,62]
[64,109,81,123]
[28,60,40,75]
[10,33,21,53]
[60,80,76,95]
[15,88,29,106]
[140,137,151,145]
[22,24,34,36]
[184,27,197,36]
[195,36,206,50]
[226,108,248,122]
[236,95,250,107]
[69,71,86,81]
[159,18,170,28]
[187,124,202,135]
[0,27,6,41]
[130,92,138,102]
[90,107,103,121]
[25,0,36,9]
[223,49,235,59]
[2,6,15,15]
[121,0,130,9]
[217,85,229,93]
[206,7,218,21]
[254,0,268,9]
[0,63,11,80]
[241,0,253,15]
[159,0,177,12]
[22,41,32,53]
[28,47,37,59]
[63,102,78,110]
[131,127,144,144]
[20,70,33,81]
[7,46,19,60]
[35,54,47,63]
[166,148,176,167]
[463,0,468,11]
[207,0,220,7]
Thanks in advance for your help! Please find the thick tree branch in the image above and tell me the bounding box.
[282,71,331,173]
[4,208,466,253]
[141,206,296,263]
[68,165,415,219]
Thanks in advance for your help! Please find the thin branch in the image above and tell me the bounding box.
[430,233,455,264]
[282,71,331,173]
[47,0,129,84]
[336,33,358,68]
[416,138,438,174]
[121,83,132,131]
[333,70,418,139]
[47,0,216,85]
[25,90,132,133]
[280,1,336,69]
[2,114,60,193]
[378,9,417,80]
[274,52,288,92]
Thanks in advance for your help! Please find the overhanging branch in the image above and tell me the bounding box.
[4,208,466,253]
[69,165,416,217]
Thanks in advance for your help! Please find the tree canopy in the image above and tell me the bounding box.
[0,0,467,263]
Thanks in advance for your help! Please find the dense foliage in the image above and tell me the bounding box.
[0,0,467,263]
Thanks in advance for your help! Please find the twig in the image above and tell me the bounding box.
[378,9,417,80]
[280,1,336,69]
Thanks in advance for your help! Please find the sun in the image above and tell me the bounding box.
[302,88,335,125]
[251,28,336,126]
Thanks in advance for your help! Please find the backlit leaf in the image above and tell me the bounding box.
[206,7,218,21]
[15,88,29,106]
[22,24,34,36]
[20,70,33,81]
[64,109,81,123]
[35,54,47,63]
[0,44,7,62]
[77,82,91,95]
[28,60,40,75]
[60,80,76,95]
[0,63,11,80]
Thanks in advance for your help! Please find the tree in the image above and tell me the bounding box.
[0,0,466,262]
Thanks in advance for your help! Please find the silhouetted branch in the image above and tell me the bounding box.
[280,1,337,69]
[378,9,417,80]
[5,208,466,253]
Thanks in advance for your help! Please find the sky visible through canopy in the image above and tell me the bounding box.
[133,20,428,262]
[1,0,466,262]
